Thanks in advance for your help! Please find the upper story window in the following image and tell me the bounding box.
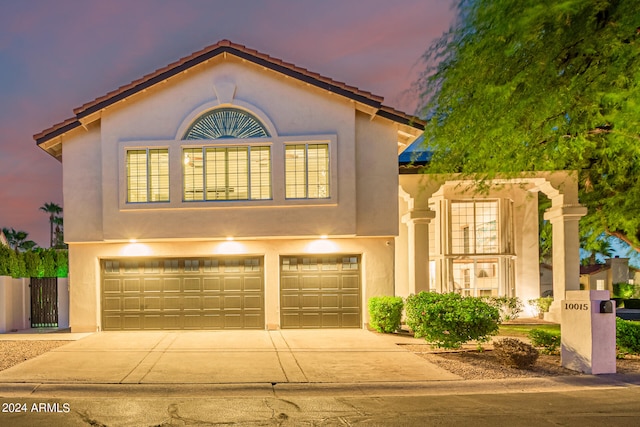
[184,108,269,139]
[285,143,329,199]
[183,145,271,201]
[126,148,169,203]
[183,108,271,201]
[450,200,498,254]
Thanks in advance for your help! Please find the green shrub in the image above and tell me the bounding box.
[617,318,640,356]
[368,296,404,333]
[493,338,539,369]
[405,292,500,349]
[528,297,554,317]
[0,248,68,278]
[528,328,560,354]
[613,282,637,299]
[483,296,523,322]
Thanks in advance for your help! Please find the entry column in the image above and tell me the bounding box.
[406,209,435,294]
[543,204,587,322]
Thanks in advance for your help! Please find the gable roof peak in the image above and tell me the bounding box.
[34,39,424,156]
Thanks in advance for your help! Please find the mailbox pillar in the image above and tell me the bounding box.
[561,290,616,374]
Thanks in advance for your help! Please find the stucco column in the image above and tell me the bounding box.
[543,204,587,322]
[406,209,435,294]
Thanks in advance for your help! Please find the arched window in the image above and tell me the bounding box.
[184,108,269,140]
[182,108,271,201]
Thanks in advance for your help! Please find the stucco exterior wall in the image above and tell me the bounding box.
[67,237,394,332]
[93,58,367,242]
[62,122,103,242]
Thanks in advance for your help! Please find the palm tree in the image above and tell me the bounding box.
[40,202,62,248]
[1,227,32,253]
[52,216,65,248]
[581,233,614,266]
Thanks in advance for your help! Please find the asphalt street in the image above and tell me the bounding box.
[2,387,640,426]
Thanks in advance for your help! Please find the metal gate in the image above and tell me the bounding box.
[30,277,58,328]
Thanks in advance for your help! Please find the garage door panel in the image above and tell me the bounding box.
[143,296,161,310]
[161,315,183,329]
[163,278,181,292]
[244,295,263,309]
[202,314,222,328]
[321,313,339,328]
[301,313,321,328]
[123,297,141,311]
[103,297,121,311]
[143,315,162,329]
[244,277,262,292]
[281,313,300,328]
[320,276,339,290]
[224,314,242,328]
[122,316,141,330]
[103,316,122,329]
[183,315,202,329]
[183,296,201,310]
[341,275,359,290]
[342,294,360,309]
[321,294,339,309]
[223,295,242,309]
[123,279,141,292]
[183,278,201,292]
[163,296,181,310]
[301,276,321,290]
[223,277,242,291]
[341,312,360,327]
[281,276,299,290]
[301,294,320,309]
[203,296,221,309]
[203,277,221,291]
[144,278,162,292]
[280,255,360,329]
[282,294,299,308]
[103,279,121,293]
[243,314,263,328]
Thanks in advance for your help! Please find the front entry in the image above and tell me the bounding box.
[280,255,361,328]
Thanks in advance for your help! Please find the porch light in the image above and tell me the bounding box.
[306,238,338,254]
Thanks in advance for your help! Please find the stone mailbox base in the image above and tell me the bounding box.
[561,290,616,374]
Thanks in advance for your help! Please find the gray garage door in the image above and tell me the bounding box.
[280,255,361,328]
[101,257,264,330]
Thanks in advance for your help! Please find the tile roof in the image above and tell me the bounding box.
[580,264,610,275]
[35,39,425,147]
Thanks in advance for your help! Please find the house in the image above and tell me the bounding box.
[579,257,631,292]
[0,229,7,247]
[34,40,585,331]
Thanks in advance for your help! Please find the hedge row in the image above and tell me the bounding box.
[0,245,68,278]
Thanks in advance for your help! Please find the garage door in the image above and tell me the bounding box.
[101,257,264,330]
[280,255,361,328]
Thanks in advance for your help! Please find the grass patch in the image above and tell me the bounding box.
[498,324,560,337]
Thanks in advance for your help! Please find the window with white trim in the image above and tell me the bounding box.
[285,143,329,199]
[183,145,271,201]
[126,149,169,203]
[450,200,498,254]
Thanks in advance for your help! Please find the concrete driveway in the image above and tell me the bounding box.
[0,330,460,385]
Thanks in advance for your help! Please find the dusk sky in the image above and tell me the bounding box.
[0,0,456,247]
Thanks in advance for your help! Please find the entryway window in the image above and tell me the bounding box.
[126,149,169,203]
[450,200,498,254]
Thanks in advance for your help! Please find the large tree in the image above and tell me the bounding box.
[417,0,640,250]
